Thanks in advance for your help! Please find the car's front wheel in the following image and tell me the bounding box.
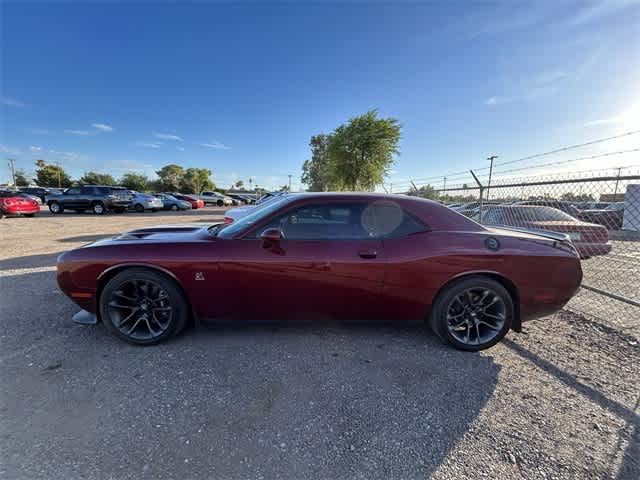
[49,201,63,214]
[170,204,178,211]
[100,268,189,345]
[134,203,144,213]
[429,276,513,351]
[92,201,106,215]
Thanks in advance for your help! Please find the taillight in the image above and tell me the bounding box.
[1,198,16,207]
[224,217,234,224]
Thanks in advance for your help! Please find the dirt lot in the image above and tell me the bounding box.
[1,209,638,479]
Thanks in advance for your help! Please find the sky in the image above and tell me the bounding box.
[1,0,639,191]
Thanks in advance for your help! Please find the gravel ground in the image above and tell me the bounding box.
[0,209,638,479]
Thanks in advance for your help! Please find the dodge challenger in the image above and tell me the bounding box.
[57,193,583,351]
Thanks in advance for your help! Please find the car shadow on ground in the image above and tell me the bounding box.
[0,252,60,270]
[502,337,639,480]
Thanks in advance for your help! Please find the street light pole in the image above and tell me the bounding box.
[7,158,16,186]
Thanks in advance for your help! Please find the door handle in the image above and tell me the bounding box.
[358,250,377,259]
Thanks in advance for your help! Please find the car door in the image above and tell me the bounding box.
[78,187,95,210]
[61,187,81,209]
[216,200,386,321]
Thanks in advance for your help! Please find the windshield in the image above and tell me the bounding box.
[216,195,295,238]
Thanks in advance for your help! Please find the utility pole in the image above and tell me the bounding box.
[7,158,16,186]
[613,167,623,197]
[288,174,292,191]
[486,155,498,202]
[55,160,62,188]
[442,176,447,201]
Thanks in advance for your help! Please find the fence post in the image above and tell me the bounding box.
[613,167,622,197]
[470,170,485,222]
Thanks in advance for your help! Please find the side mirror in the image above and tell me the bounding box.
[260,227,282,248]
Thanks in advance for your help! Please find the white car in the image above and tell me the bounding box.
[199,191,234,206]
[223,192,286,223]
[128,191,164,212]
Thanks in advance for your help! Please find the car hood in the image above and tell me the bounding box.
[84,223,219,247]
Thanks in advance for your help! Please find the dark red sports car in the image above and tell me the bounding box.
[57,193,582,351]
[0,190,40,218]
[169,193,204,209]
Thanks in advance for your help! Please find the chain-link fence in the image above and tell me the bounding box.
[421,169,640,330]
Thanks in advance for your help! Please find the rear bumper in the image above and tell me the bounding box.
[2,205,40,215]
[575,242,612,258]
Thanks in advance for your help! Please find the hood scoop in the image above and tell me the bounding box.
[114,224,208,240]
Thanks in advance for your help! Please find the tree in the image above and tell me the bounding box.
[280,184,290,192]
[155,164,185,191]
[326,110,401,191]
[407,184,437,199]
[561,192,595,202]
[14,169,29,186]
[234,180,244,189]
[79,171,116,185]
[34,159,72,188]
[181,168,214,194]
[120,172,150,191]
[301,134,333,191]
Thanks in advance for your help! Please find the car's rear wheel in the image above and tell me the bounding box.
[216,200,223,207]
[170,204,178,211]
[92,201,106,215]
[134,203,144,213]
[429,276,513,351]
[100,268,189,345]
[49,201,63,214]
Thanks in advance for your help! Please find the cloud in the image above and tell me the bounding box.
[135,141,162,149]
[29,146,43,153]
[568,0,640,26]
[0,144,23,155]
[153,132,183,141]
[176,146,185,151]
[26,128,53,135]
[485,68,566,107]
[197,141,231,150]
[64,129,92,136]
[92,123,114,132]
[584,103,640,128]
[0,96,25,107]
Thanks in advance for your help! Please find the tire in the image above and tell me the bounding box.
[428,275,513,351]
[170,204,179,211]
[100,268,189,345]
[134,203,144,213]
[92,201,106,215]
[49,201,63,214]
[217,200,223,207]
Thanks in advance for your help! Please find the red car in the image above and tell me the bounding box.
[473,205,611,259]
[57,193,582,351]
[170,193,204,209]
[0,190,40,218]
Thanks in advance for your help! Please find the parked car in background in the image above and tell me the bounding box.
[47,186,133,214]
[19,186,51,203]
[453,201,501,217]
[577,202,625,230]
[515,200,581,218]
[17,192,43,205]
[169,193,204,209]
[154,193,191,211]
[227,193,251,205]
[0,189,40,218]
[472,205,611,258]
[223,192,287,223]
[57,193,583,351]
[576,201,610,210]
[198,191,233,206]
[127,191,164,212]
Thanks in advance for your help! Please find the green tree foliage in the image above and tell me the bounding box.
[301,134,334,191]
[234,180,244,189]
[327,110,401,191]
[181,168,214,194]
[79,171,116,185]
[120,172,150,191]
[560,192,595,202]
[34,159,72,188]
[155,164,185,191]
[14,169,29,186]
[407,184,438,199]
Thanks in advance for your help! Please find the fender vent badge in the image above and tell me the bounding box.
[195,272,205,281]
[485,237,500,251]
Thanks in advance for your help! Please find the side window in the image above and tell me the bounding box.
[80,187,96,195]
[66,188,81,195]
[258,203,371,240]
[254,201,428,240]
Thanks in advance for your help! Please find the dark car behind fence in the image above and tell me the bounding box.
[409,169,640,329]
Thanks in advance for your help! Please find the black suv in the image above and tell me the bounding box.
[47,186,133,214]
